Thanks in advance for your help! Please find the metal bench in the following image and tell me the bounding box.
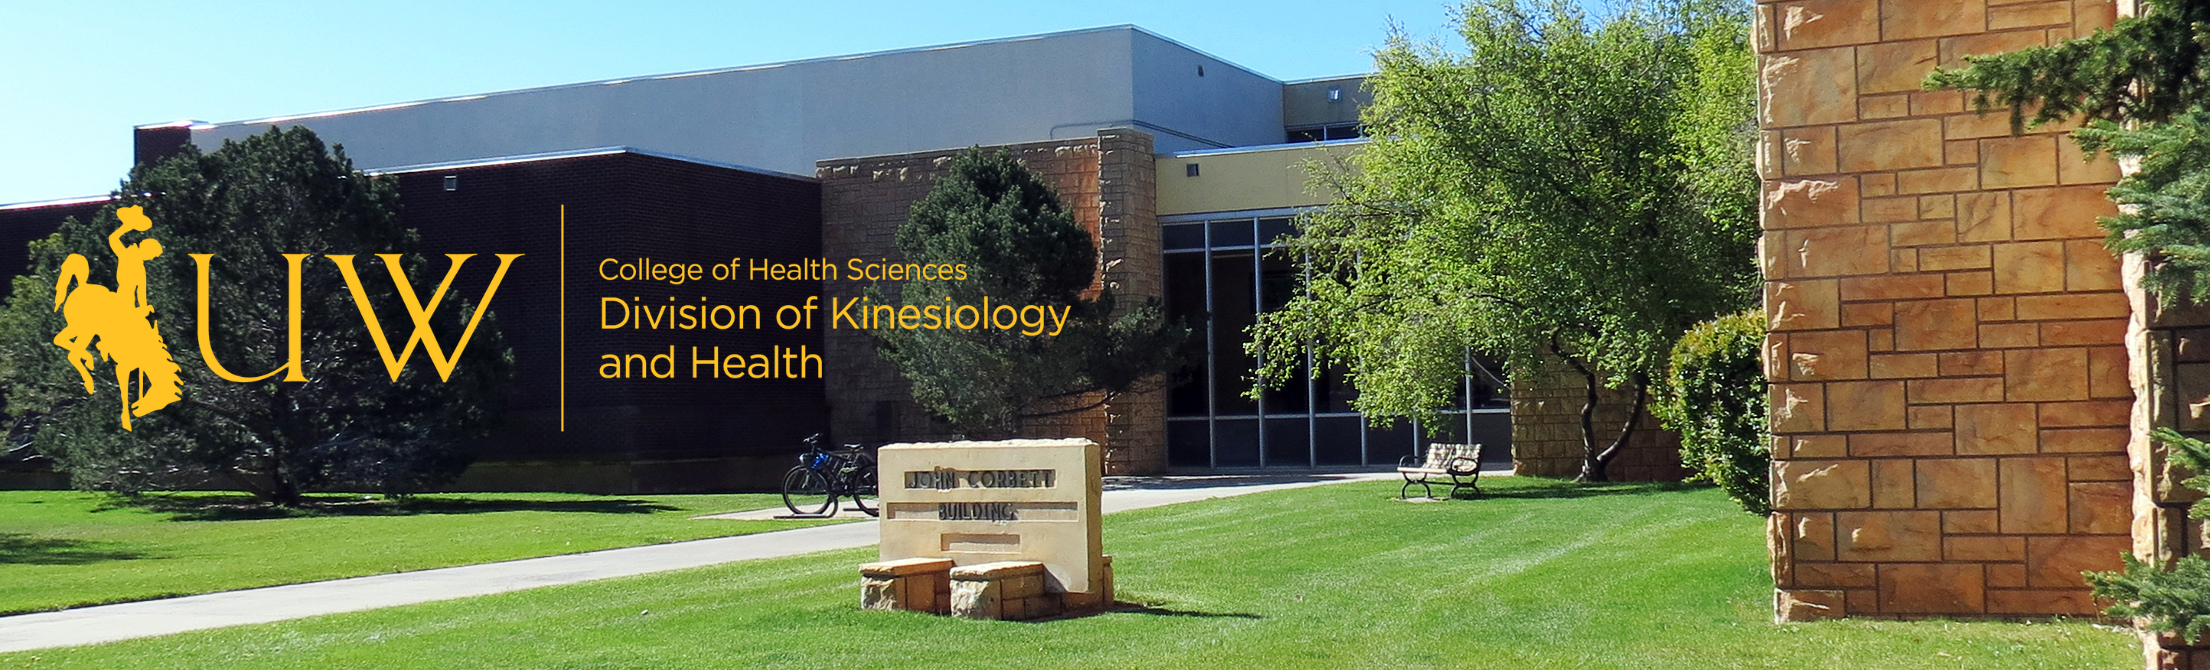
[1397,443,1484,499]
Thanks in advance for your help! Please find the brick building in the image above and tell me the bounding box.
[0,26,1554,490]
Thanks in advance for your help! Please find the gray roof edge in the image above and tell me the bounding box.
[1,147,815,210]
[1165,137,1370,158]
[1120,26,1280,83]
[369,146,818,182]
[183,25,1270,130]
[1282,73,1372,85]
[0,194,114,212]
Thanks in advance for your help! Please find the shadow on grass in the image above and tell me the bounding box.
[1114,603,1264,619]
[0,533,144,565]
[97,494,679,522]
[1442,480,1705,501]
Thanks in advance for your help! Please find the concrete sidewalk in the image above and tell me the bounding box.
[0,471,1391,654]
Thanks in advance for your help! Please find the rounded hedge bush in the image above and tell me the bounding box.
[1655,309,1769,515]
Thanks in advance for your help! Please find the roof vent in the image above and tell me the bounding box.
[1328,86,1342,102]
[442,175,458,192]
[1197,65,1205,77]
[1185,163,1200,177]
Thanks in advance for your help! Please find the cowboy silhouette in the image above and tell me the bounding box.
[52,206,182,430]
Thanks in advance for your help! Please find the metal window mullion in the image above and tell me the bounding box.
[1464,348,1475,445]
[1304,249,1316,468]
[1204,236,1217,470]
[1251,217,1266,468]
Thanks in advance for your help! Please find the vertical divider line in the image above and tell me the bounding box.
[559,204,566,433]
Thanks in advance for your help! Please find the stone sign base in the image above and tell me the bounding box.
[861,556,1114,621]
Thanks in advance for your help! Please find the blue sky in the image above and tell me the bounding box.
[0,0,1471,205]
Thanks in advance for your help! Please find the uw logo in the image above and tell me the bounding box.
[51,206,521,430]
[52,207,181,431]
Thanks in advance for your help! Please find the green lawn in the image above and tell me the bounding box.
[0,478,2137,669]
[0,490,825,615]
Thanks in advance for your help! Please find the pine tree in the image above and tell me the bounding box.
[872,147,1186,436]
[0,127,513,505]
[1930,0,2210,302]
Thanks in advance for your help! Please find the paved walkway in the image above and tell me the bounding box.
[0,471,1392,653]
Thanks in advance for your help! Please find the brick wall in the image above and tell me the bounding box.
[815,130,1166,474]
[1510,362,1690,482]
[1757,0,2131,620]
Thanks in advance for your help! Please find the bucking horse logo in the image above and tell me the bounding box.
[52,206,181,430]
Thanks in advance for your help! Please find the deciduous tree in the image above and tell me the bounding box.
[1251,0,1759,481]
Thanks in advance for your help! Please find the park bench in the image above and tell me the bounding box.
[1397,443,1484,499]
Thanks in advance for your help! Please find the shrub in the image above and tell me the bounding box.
[1654,309,1769,515]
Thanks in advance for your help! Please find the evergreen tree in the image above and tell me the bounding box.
[873,147,1186,435]
[0,127,512,505]
[1930,0,2210,302]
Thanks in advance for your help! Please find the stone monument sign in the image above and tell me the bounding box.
[876,438,1104,594]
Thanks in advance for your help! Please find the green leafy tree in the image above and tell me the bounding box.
[873,147,1186,435]
[1652,310,1769,514]
[1251,0,1759,481]
[1928,0,2210,302]
[0,127,512,506]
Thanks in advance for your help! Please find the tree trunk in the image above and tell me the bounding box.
[1558,353,1607,483]
[1581,380,1649,483]
[266,474,302,507]
[1559,349,1650,484]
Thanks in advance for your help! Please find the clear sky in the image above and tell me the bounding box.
[0,0,1471,205]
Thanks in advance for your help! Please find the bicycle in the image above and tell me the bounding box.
[781,433,879,517]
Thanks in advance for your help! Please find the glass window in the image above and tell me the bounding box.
[1259,217,1295,246]
[1265,417,1309,466]
[1210,250,1258,415]
[1164,253,1209,417]
[1366,419,1416,464]
[1214,419,1260,466]
[1258,255,1307,413]
[1168,420,1210,467]
[1418,415,1466,445]
[1162,224,1205,250]
[1316,364,1358,414]
[1209,219,1254,247]
[1468,414,1513,468]
[1316,417,1363,465]
[1470,355,1511,410]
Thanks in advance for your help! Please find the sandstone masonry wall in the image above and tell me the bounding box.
[1511,364,1690,482]
[1757,0,2131,620]
[816,130,1166,474]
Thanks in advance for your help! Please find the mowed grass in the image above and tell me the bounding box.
[0,478,2137,669]
[0,490,827,615]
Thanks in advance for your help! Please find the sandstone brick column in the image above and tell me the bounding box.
[1758,0,2130,620]
[2131,293,2210,668]
[1096,130,1168,475]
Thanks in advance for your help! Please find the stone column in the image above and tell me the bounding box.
[1758,0,2128,620]
[1096,129,1169,475]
